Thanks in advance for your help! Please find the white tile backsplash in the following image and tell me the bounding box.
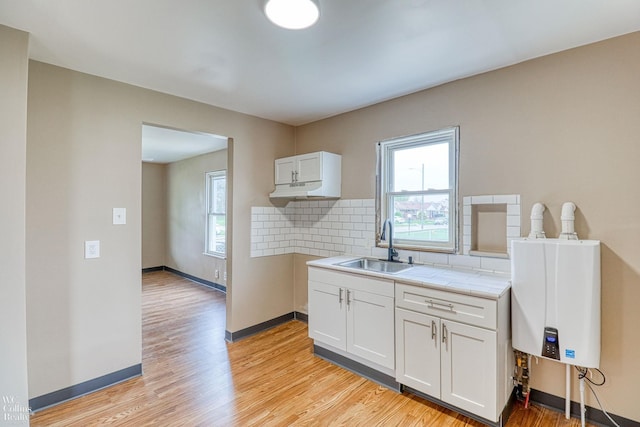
[471,195,494,204]
[448,254,482,269]
[480,256,511,273]
[493,194,518,204]
[250,198,512,274]
[250,199,375,259]
[506,215,521,227]
[417,251,450,265]
[507,226,521,237]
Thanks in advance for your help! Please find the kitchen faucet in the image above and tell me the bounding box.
[381,219,399,262]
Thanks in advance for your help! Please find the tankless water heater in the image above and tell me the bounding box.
[511,239,601,368]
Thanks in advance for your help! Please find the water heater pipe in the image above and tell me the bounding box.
[565,365,571,419]
[528,203,546,239]
[580,376,586,427]
[559,202,578,240]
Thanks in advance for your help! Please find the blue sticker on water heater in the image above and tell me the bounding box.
[565,349,576,359]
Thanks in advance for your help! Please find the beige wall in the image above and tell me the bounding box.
[229,129,296,332]
[0,24,30,425]
[25,60,295,398]
[295,32,640,421]
[293,254,315,314]
[142,162,166,269]
[165,150,227,283]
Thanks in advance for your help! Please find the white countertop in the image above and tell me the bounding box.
[307,255,511,299]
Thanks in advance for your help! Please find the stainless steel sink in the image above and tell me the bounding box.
[336,258,413,274]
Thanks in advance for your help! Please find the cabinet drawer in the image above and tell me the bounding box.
[395,283,497,330]
[309,267,394,297]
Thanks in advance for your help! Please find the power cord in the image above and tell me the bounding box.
[575,366,620,427]
[575,366,605,386]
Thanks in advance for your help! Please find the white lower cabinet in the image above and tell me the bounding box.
[347,287,395,367]
[395,282,510,424]
[395,308,441,396]
[309,267,395,370]
[309,267,510,424]
[441,320,497,420]
[308,280,346,349]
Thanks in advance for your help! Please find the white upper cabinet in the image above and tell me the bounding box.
[271,151,341,198]
[275,152,326,184]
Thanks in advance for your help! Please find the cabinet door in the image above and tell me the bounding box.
[395,308,441,398]
[346,288,394,369]
[308,280,346,350]
[441,320,497,422]
[296,152,322,182]
[275,156,296,184]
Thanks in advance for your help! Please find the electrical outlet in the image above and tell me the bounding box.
[215,270,219,279]
[223,272,227,281]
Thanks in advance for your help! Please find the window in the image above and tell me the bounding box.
[377,127,459,252]
[205,170,226,257]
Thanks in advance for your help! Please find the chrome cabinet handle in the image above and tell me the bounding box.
[291,170,295,182]
[339,288,343,304]
[431,320,436,341]
[442,323,448,344]
[426,299,455,312]
[346,289,352,308]
[294,170,299,182]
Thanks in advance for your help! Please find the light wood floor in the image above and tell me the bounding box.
[31,270,592,426]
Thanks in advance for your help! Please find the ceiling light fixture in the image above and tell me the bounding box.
[264,0,320,30]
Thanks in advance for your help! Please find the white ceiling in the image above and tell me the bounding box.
[141,125,227,164]
[1,1,640,127]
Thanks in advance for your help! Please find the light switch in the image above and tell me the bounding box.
[113,208,126,225]
[85,240,100,259]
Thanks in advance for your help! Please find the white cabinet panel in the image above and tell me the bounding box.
[395,308,441,396]
[347,289,395,369]
[295,152,322,182]
[309,280,346,350]
[441,320,497,421]
[310,267,394,298]
[274,156,296,185]
[396,283,497,329]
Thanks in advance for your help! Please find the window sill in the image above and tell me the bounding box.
[203,252,226,260]
[377,243,455,254]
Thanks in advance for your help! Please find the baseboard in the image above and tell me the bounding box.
[144,266,226,293]
[530,388,638,427]
[225,313,296,342]
[313,345,401,392]
[141,266,164,273]
[29,364,142,412]
[294,311,308,322]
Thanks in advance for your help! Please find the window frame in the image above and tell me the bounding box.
[205,170,227,258]
[376,127,459,253]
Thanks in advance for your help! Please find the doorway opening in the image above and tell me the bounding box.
[141,123,231,293]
